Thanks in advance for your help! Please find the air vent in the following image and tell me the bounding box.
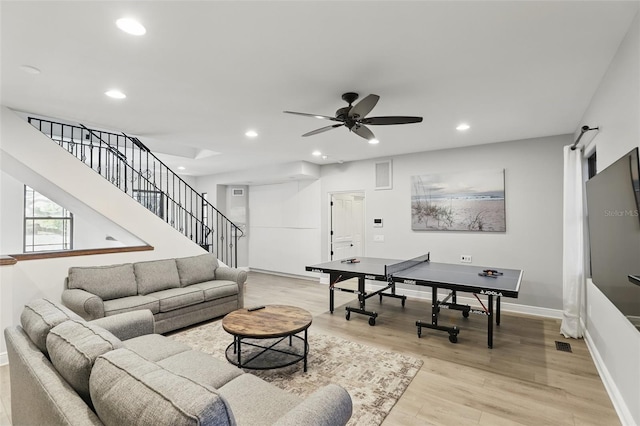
[375,160,392,190]
[555,341,572,352]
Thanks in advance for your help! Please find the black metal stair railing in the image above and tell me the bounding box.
[28,117,242,267]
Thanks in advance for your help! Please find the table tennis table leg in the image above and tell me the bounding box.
[488,295,494,349]
[496,296,501,326]
[329,282,335,314]
[415,286,459,343]
[344,277,379,326]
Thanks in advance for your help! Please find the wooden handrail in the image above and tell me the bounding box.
[3,245,153,263]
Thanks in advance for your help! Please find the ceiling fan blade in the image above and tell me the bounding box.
[352,124,376,141]
[360,116,423,125]
[302,123,344,137]
[348,94,380,119]
[283,111,342,122]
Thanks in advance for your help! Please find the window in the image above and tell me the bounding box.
[24,186,73,252]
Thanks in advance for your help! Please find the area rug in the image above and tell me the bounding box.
[170,321,423,426]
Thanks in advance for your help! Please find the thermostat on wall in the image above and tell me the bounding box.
[373,218,383,228]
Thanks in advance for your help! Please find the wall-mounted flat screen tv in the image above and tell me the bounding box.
[586,147,640,330]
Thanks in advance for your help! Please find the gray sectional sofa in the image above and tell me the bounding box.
[4,299,353,426]
[61,253,246,334]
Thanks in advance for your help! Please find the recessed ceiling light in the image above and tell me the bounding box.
[456,123,470,131]
[368,138,379,145]
[321,155,328,160]
[105,89,126,99]
[245,130,258,138]
[312,150,322,156]
[177,166,186,171]
[116,18,146,36]
[20,65,41,75]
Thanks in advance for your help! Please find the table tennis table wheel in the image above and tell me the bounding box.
[368,317,376,326]
[462,310,470,318]
[345,311,350,321]
[401,299,406,307]
[417,326,422,338]
[449,334,458,343]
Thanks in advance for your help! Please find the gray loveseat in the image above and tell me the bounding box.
[62,253,246,334]
[4,299,353,426]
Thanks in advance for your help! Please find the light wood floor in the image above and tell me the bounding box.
[0,271,620,425]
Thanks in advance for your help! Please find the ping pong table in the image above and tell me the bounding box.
[305,253,523,348]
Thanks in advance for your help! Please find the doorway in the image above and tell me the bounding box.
[330,192,365,260]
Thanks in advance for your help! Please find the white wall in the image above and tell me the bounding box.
[195,133,568,312]
[578,11,640,426]
[248,180,321,276]
[0,171,24,253]
[319,136,568,311]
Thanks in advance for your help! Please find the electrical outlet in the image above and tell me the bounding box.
[460,255,472,263]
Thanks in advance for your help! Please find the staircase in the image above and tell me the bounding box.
[28,117,242,267]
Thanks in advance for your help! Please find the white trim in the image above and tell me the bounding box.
[367,281,563,318]
[584,329,635,426]
[0,351,7,366]
[249,268,317,281]
[309,275,562,318]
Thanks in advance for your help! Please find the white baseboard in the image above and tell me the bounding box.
[251,270,562,318]
[584,330,635,426]
[367,282,563,319]
[0,351,7,366]
[248,268,317,281]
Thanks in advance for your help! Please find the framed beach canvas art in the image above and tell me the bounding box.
[411,169,506,232]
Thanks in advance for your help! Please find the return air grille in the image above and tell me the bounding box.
[555,341,572,352]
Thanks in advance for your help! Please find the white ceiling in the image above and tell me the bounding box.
[1,1,638,178]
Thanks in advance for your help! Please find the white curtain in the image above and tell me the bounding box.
[561,145,585,338]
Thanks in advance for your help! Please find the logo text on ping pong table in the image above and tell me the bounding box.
[480,289,503,296]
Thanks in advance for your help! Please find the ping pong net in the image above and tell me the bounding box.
[384,252,430,279]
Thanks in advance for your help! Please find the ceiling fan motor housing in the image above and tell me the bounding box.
[341,92,359,105]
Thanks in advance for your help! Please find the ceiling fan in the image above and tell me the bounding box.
[284,92,423,142]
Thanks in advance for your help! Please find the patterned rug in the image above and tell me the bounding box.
[170,321,423,426]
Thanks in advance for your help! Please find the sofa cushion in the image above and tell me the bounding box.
[219,374,301,425]
[123,334,191,362]
[90,348,236,426]
[68,263,137,301]
[20,298,84,355]
[175,254,218,287]
[157,350,243,389]
[189,280,238,302]
[134,259,181,295]
[146,287,204,313]
[46,320,122,404]
[103,295,160,317]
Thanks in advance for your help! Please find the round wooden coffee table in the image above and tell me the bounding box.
[222,305,312,372]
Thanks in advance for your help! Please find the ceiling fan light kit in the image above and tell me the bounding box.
[284,92,423,142]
